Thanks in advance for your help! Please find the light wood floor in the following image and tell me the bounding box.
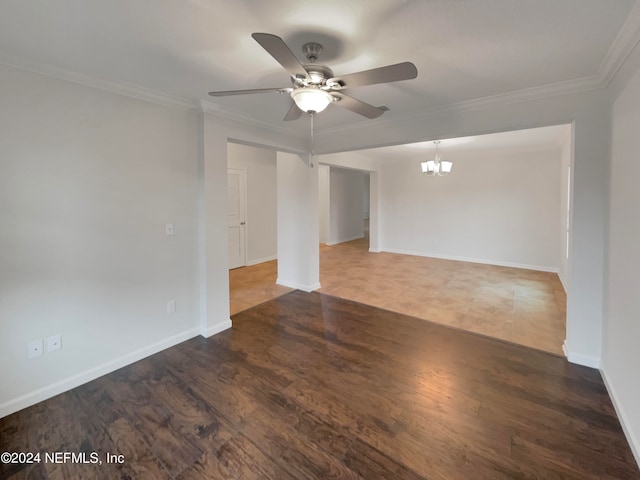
[231,238,566,355]
[2,292,637,479]
[229,260,293,315]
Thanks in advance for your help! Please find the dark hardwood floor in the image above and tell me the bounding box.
[1,291,638,479]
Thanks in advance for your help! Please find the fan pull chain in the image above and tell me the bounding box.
[309,112,315,168]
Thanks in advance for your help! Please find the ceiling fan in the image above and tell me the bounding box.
[208,33,418,121]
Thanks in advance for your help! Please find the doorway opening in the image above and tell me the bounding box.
[226,141,292,315]
[318,165,373,250]
[316,125,571,356]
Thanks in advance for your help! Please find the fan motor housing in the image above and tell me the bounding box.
[303,64,334,85]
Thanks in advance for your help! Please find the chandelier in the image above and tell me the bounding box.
[421,140,452,176]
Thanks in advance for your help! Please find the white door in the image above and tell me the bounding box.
[228,168,247,269]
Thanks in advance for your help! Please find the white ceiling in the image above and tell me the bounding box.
[0,0,638,135]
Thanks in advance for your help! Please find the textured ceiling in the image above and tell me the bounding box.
[0,0,637,135]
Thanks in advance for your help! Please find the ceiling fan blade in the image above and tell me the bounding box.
[331,92,385,119]
[283,101,303,121]
[252,33,310,81]
[328,62,418,89]
[208,87,291,96]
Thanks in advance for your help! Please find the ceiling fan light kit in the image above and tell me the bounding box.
[291,87,334,113]
[208,33,418,121]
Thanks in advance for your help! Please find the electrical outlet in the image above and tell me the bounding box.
[28,339,43,359]
[47,334,62,353]
[167,300,176,314]
[165,223,174,236]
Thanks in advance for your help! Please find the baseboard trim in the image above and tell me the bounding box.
[558,270,568,293]
[246,255,277,266]
[0,327,200,419]
[565,342,601,369]
[201,319,232,338]
[600,365,640,469]
[276,278,321,292]
[326,234,364,246]
[381,247,559,273]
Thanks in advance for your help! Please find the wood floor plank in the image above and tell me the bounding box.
[1,290,638,479]
[105,417,172,479]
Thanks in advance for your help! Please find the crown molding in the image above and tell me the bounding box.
[0,55,308,137]
[0,55,197,111]
[0,52,615,141]
[597,0,640,85]
[315,75,603,137]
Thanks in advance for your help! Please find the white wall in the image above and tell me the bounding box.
[227,142,277,265]
[276,152,320,291]
[558,131,572,290]
[602,48,640,466]
[379,148,562,270]
[363,173,371,220]
[369,172,381,252]
[0,65,306,417]
[328,168,366,245]
[0,65,200,416]
[318,164,330,244]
